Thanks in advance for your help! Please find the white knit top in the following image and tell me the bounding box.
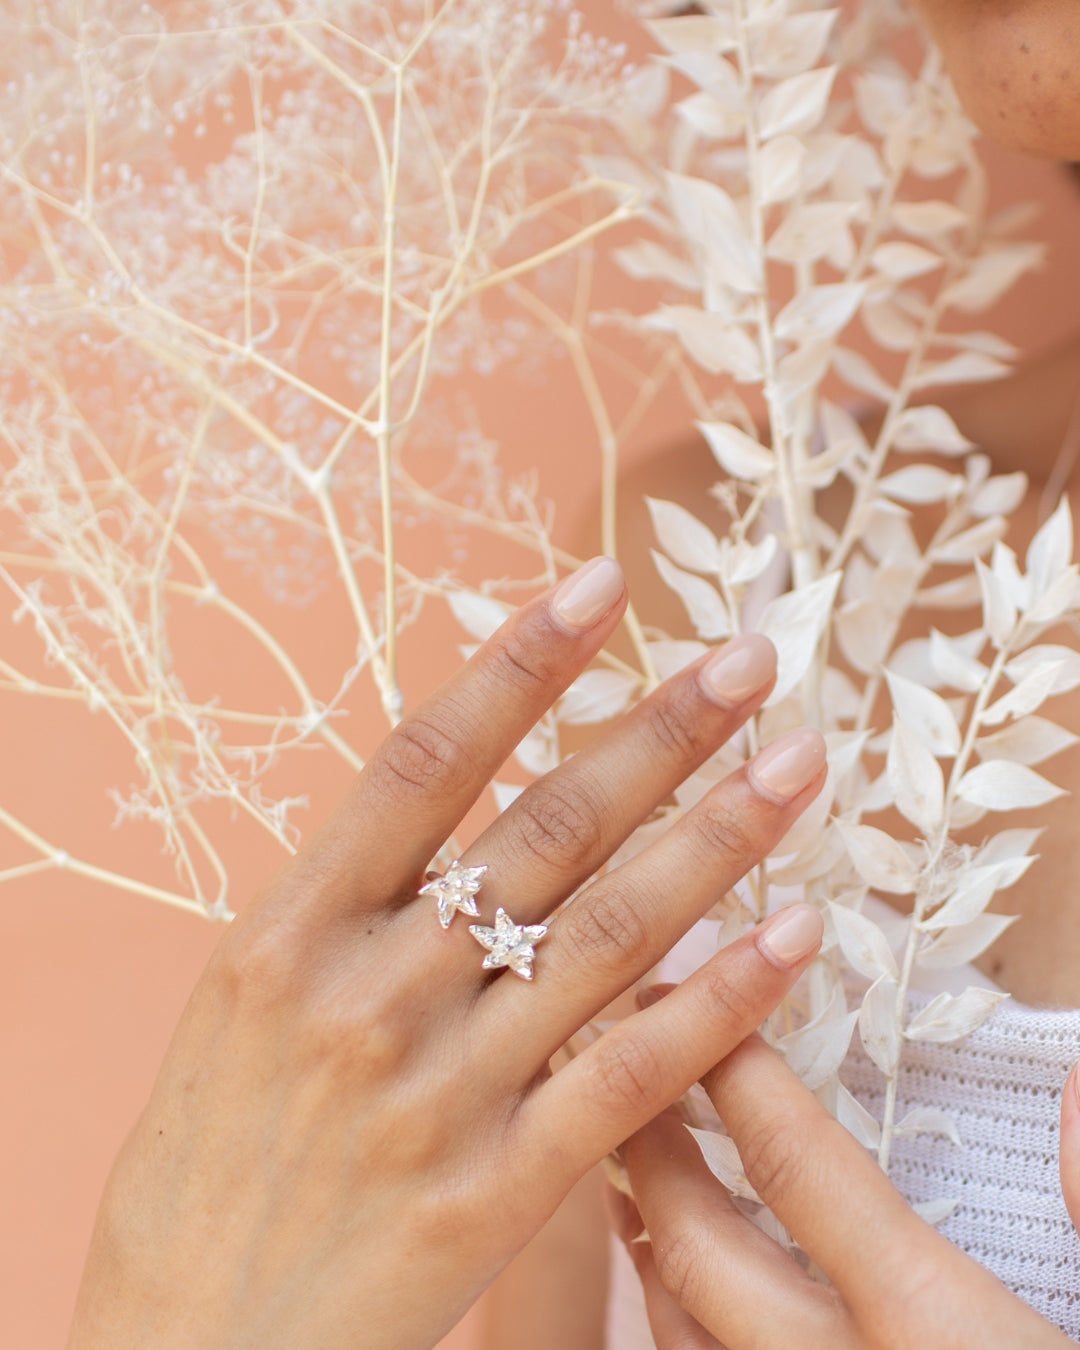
[606,919,1080,1347]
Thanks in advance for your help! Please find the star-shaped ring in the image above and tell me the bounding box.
[419,859,488,929]
[469,907,549,981]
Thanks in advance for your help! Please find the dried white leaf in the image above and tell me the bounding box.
[646,497,722,574]
[768,202,858,266]
[932,517,1008,564]
[758,66,837,140]
[956,760,1066,811]
[832,346,896,404]
[448,590,512,642]
[757,134,805,204]
[971,472,1027,518]
[918,913,1016,968]
[914,1198,960,1226]
[858,974,901,1075]
[980,660,1065,726]
[652,551,732,641]
[976,559,1017,647]
[944,243,1045,312]
[828,900,899,980]
[895,1107,962,1147]
[774,283,865,344]
[557,669,639,726]
[688,1127,760,1202]
[905,986,1008,1042]
[976,715,1079,766]
[663,308,764,381]
[976,826,1042,867]
[892,405,973,457]
[885,669,962,756]
[647,15,737,56]
[1006,645,1080,695]
[887,718,944,836]
[855,70,911,135]
[927,860,1023,929]
[1026,497,1074,602]
[675,89,742,140]
[836,819,919,894]
[491,781,524,813]
[749,9,838,78]
[698,421,775,481]
[614,241,699,289]
[647,640,710,682]
[915,353,1012,389]
[929,629,987,693]
[836,1083,882,1150]
[514,721,558,776]
[871,241,943,281]
[879,465,961,505]
[666,173,762,294]
[777,987,858,1091]
[758,572,842,703]
[891,199,969,239]
[722,534,779,587]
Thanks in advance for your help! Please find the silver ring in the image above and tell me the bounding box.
[419,859,487,929]
[470,908,548,981]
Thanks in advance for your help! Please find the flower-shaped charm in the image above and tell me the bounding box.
[419,860,488,929]
[469,907,548,981]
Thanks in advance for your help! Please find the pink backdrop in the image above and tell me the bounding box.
[3,12,1080,1347]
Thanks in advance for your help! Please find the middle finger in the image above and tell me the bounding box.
[458,632,778,927]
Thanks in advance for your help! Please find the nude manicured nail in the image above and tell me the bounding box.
[748,727,826,802]
[698,634,776,706]
[757,903,824,969]
[550,557,624,633]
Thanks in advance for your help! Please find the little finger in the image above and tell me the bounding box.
[623,1102,854,1350]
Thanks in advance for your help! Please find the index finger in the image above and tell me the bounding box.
[703,1036,952,1322]
[280,557,628,916]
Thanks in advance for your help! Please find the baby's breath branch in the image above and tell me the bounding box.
[508,280,659,688]
[0,802,220,920]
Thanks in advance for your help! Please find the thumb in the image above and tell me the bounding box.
[1060,1061,1080,1233]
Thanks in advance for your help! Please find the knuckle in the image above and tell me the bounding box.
[372,712,471,803]
[642,689,703,764]
[654,1226,711,1312]
[488,620,557,694]
[513,777,606,869]
[584,1028,667,1119]
[696,960,765,1031]
[562,886,651,975]
[691,790,762,872]
[737,1114,803,1206]
[214,913,300,1002]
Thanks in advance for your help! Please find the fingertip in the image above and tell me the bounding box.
[755,903,824,970]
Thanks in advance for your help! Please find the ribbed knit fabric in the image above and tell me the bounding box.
[605,920,1080,1346]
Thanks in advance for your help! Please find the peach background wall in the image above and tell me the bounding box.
[3,10,1080,1350]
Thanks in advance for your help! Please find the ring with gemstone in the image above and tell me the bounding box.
[470,908,548,981]
[419,859,488,929]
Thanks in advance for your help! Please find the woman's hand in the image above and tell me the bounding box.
[616,1025,1074,1349]
[67,557,829,1350]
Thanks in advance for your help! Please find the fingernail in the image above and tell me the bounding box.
[748,727,826,802]
[635,983,674,1010]
[698,634,776,707]
[757,903,823,968]
[550,557,624,634]
[1071,1062,1080,1112]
